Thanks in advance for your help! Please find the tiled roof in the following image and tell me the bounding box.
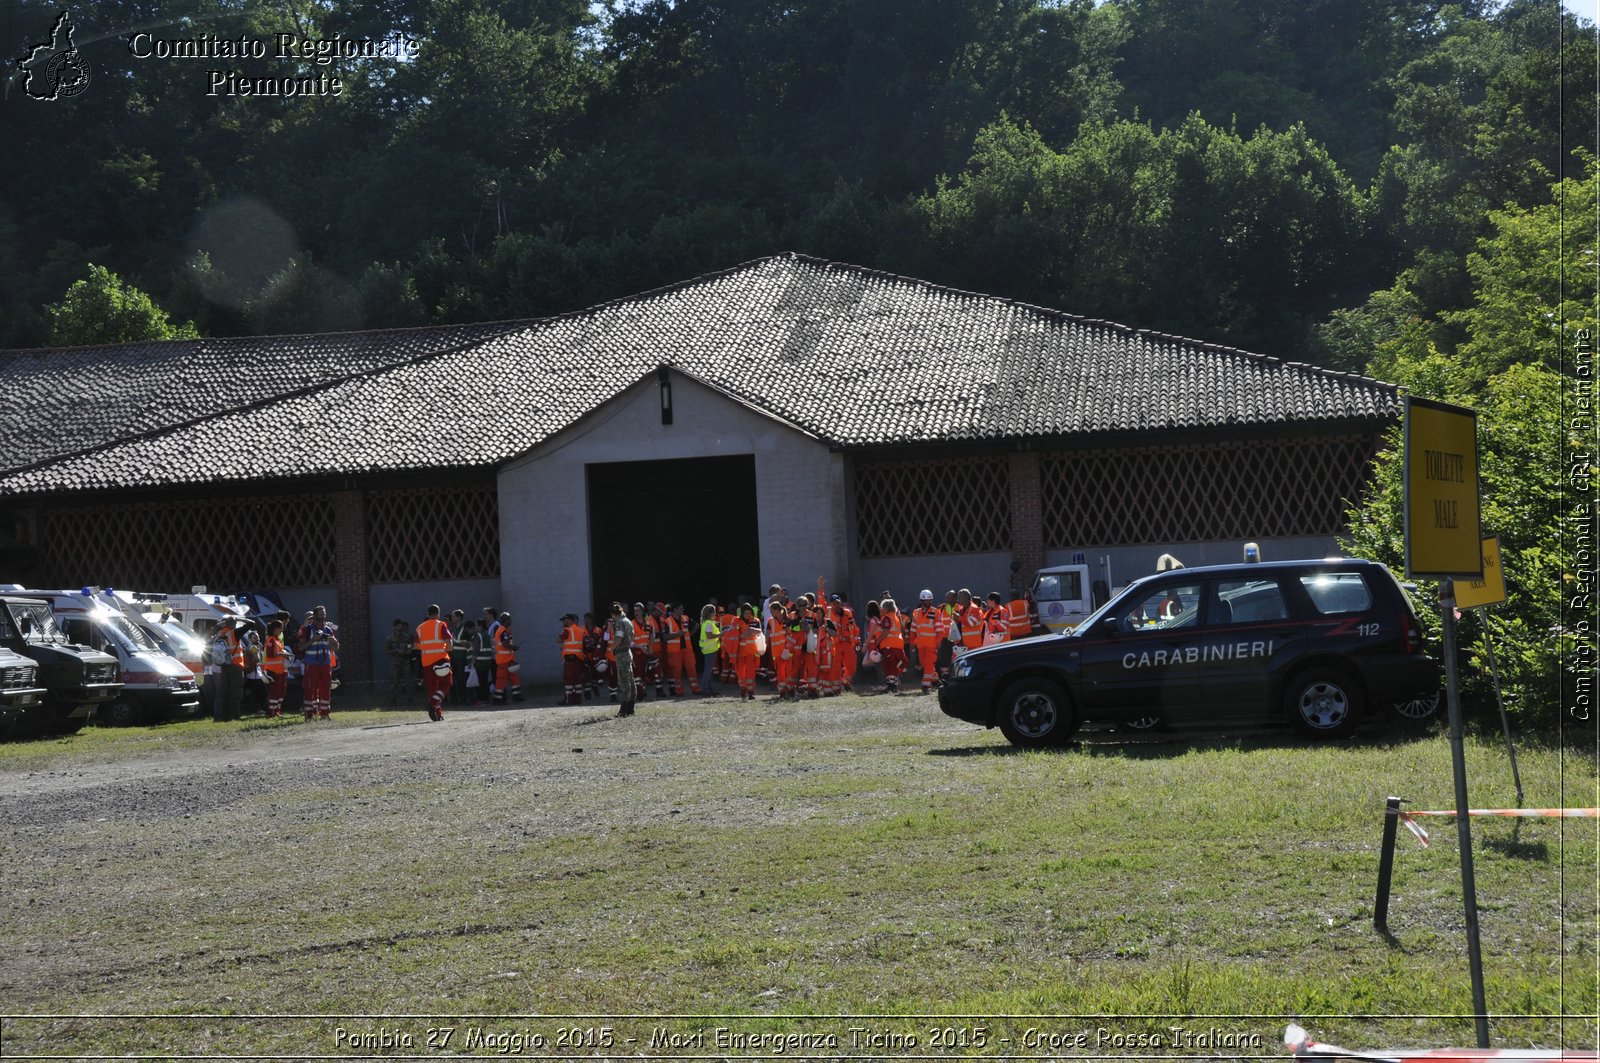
[0,254,1399,497]
[0,321,524,474]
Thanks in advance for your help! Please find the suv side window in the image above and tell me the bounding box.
[1299,572,1373,615]
[1115,581,1203,633]
[1213,578,1289,624]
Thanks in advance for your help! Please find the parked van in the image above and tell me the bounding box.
[0,594,121,735]
[30,589,202,725]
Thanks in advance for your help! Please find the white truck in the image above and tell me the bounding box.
[1030,555,1111,634]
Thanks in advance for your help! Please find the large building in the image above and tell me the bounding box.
[0,254,1398,684]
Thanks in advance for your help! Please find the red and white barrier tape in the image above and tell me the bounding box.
[1398,808,1599,849]
[1287,1023,1599,1061]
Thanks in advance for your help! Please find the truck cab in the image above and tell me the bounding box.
[30,589,202,726]
[0,594,122,735]
[1031,563,1097,634]
[0,641,48,733]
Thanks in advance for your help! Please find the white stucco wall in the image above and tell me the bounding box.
[498,374,848,684]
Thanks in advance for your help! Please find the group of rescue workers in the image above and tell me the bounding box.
[383,584,1042,721]
[207,605,339,722]
[212,583,1041,725]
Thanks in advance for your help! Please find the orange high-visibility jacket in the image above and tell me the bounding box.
[416,618,451,666]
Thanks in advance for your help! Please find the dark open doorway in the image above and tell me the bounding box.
[587,455,760,616]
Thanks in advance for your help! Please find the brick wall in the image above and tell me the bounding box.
[1008,451,1044,584]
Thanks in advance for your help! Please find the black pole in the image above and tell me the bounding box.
[1441,579,1490,1048]
[1375,796,1404,933]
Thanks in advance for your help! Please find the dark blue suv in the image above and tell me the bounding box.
[938,558,1441,746]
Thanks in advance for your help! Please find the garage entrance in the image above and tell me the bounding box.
[586,455,760,617]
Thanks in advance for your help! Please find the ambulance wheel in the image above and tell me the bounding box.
[1285,668,1362,738]
[996,678,1077,748]
[104,698,140,727]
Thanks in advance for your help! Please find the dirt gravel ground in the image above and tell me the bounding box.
[0,708,537,828]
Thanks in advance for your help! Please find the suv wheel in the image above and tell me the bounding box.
[996,678,1077,748]
[1392,688,1442,723]
[1120,714,1165,733]
[1285,668,1362,738]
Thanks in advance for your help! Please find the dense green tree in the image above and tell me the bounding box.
[46,264,199,346]
[899,114,1373,357]
[1342,160,1596,724]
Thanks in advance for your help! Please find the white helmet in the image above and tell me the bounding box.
[919,589,933,600]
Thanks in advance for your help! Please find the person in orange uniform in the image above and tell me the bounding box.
[876,598,908,694]
[662,604,699,697]
[212,617,247,722]
[796,594,821,698]
[816,616,841,696]
[719,602,740,688]
[416,604,454,721]
[984,592,1011,645]
[770,601,797,700]
[736,603,763,700]
[559,613,586,705]
[630,603,655,700]
[494,612,520,704]
[832,596,858,692]
[911,589,941,693]
[1006,588,1035,641]
[262,619,289,718]
[952,589,985,659]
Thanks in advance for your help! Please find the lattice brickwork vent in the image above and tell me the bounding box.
[855,457,1009,558]
[1042,435,1378,548]
[366,484,499,583]
[36,494,336,589]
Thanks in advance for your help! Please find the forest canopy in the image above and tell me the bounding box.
[2,0,1592,362]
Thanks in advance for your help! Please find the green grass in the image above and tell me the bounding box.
[0,695,1595,1059]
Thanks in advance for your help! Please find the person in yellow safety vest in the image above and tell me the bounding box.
[1006,589,1034,641]
[416,604,453,722]
[911,589,941,694]
[735,604,763,700]
[555,613,584,705]
[494,612,521,704]
[697,604,721,697]
[262,619,288,719]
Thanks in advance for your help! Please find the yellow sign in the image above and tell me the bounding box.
[1403,397,1483,578]
[1455,536,1506,608]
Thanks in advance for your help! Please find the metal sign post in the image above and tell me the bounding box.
[1454,536,1523,806]
[1402,396,1488,1049]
